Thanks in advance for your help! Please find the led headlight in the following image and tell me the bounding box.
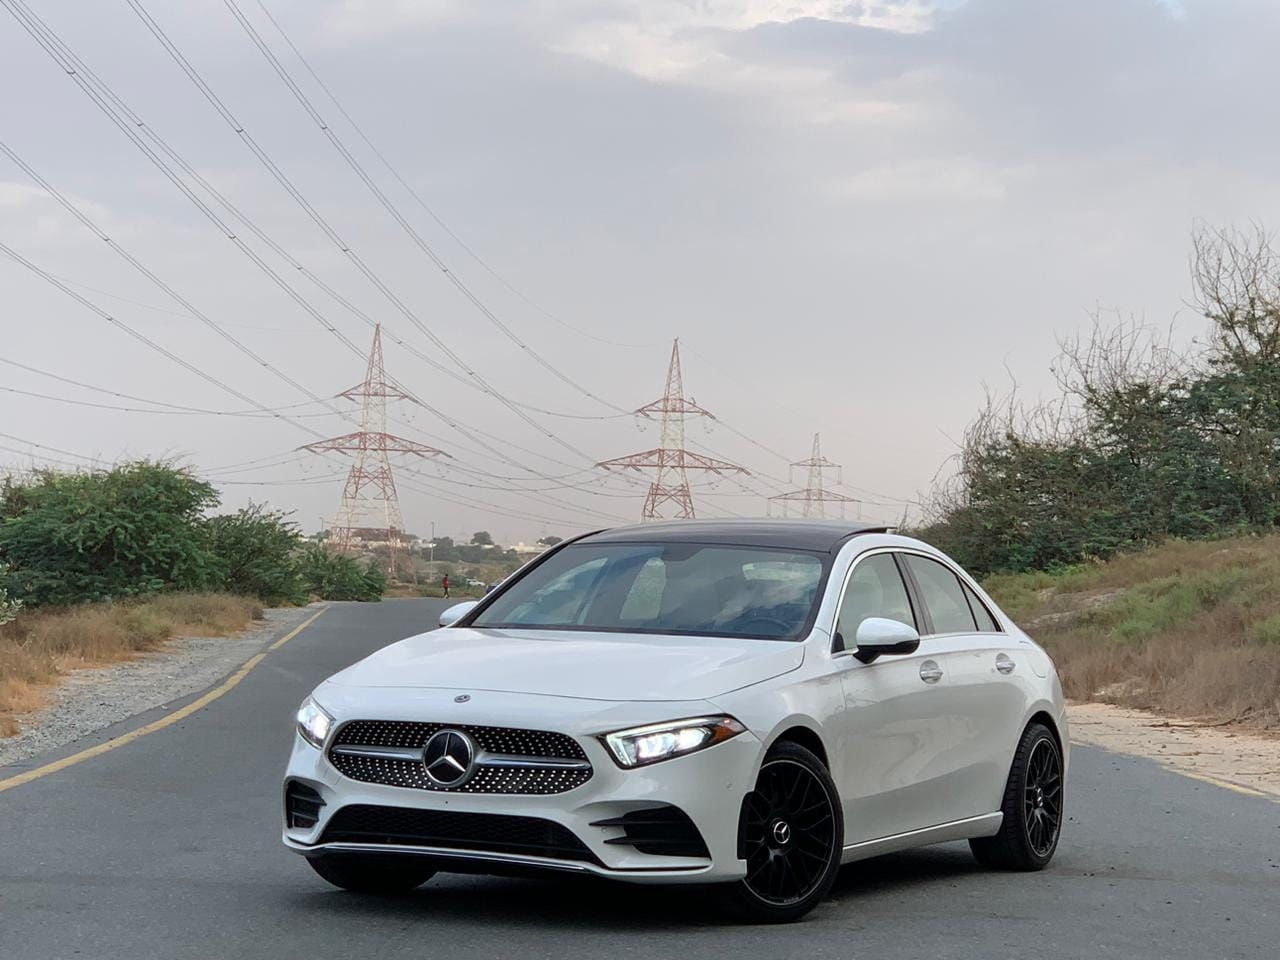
[296,696,333,749]
[600,716,746,768]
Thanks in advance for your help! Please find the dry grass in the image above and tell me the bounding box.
[0,592,262,736]
[985,534,1280,729]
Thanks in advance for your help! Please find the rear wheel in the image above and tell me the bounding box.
[970,721,1063,870]
[307,853,436,894]
[717,740,843,923]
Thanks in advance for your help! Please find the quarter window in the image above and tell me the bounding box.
[962,581,1000,632]
[835,554,916,651]
[902,555,977,634]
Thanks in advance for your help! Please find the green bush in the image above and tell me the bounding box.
[204,504,306,605]
[0,462,218,606]
[297,544,385,602]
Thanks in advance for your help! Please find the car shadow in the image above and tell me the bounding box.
[285,845,983,930]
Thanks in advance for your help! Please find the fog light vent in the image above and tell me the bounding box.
[285,780,325,829]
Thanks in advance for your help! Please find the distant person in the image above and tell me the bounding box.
[441,574,450,598]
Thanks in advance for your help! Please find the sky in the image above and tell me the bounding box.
[3,0,1279,543]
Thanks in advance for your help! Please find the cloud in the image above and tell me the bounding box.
[830,157,1013,203]
[317,0,464,42]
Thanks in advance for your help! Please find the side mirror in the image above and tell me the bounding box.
[853,617,921,664]
[438,601,478,628]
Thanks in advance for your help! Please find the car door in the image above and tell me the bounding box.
[832,550,958,844]
[899,553,1029,822]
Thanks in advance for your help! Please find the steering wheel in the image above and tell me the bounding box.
[734,616,792,636]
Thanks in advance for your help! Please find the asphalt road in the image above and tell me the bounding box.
[1,598,1277,960]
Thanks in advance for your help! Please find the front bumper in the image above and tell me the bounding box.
[281,694,762,884]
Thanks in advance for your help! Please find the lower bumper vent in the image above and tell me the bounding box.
[285,780,325,829]
[318,804,600,864]
[591,805,710,858]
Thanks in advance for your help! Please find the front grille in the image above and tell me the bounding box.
[319,804,600,864]
[591,805,710,859]
[285,780,325,829]
[328,720,593,795]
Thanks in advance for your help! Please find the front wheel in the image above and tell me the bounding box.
[716,740,843,923]
[306,853,436,894]
[970,721,1063,870]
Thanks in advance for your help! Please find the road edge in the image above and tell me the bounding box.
[0,605,327,795]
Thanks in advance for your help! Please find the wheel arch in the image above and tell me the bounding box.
[766,723,830,770]
[1026,709,1062,751]
[1022,704,1069,777]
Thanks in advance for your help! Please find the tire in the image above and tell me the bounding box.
[970,721,1063,871]
[306,853,436,894]
[716,740,844,924]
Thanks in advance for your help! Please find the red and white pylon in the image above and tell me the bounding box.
[597,339,746,521]
[302,325,446,576]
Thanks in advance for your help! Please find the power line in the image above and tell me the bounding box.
[0,240,329,439]
[219,0,638,404]
[0,357,341,417]
[248,0,657,353]
[0,141,338,418]
[121,0,630,454]
[3,1,648,521]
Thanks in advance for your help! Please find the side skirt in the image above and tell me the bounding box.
[840,812,1004,864]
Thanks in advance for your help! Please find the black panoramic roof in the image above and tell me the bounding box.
[581,519,892,554]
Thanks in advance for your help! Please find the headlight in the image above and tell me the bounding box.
[296,696,333,749]
[600,715,746,768]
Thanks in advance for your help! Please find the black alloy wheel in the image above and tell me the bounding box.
[1023,737,1063,857]
[719,740,843,923]
[970,721,1063,870]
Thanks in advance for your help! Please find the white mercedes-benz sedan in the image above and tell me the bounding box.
[283,520,1067,922]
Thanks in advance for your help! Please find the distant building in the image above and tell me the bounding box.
[507,542,546,556]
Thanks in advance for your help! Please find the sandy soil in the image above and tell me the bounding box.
[1068,700,1280,799]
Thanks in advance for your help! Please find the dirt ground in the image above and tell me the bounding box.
[1068,700,1280,799]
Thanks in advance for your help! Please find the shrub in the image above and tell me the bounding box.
[0,462,218,606]
[297,544,384,602]
[204,504,306,605]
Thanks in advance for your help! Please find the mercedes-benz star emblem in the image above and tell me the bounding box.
[422,729,476,787]
[772,820,792,845]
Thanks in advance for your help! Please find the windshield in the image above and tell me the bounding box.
[469,542,827,641]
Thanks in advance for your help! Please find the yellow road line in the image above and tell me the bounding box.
[1178,770,1274,800]
[0,606,328,796]
[1074,739,1277,802]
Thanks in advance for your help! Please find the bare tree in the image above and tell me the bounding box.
[1192,223,1280,370]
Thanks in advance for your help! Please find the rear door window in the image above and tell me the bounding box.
[902,555,978,635]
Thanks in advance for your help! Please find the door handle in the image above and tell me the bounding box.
[919,659,943,684]
[995,653,1016,675]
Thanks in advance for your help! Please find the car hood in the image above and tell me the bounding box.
[325,627,806,702]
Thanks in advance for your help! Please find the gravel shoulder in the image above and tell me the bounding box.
[0,604,322,769]
[1069,699,1280,798]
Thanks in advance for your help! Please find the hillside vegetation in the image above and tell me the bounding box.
[986,534,1280,730]
[921,227,1280,576]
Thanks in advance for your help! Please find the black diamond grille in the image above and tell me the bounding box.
[319,804,600,864]
[328,720,592,795]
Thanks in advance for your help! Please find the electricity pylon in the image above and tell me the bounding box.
[302,325,445,577]
[597,339,746,520]
[768,433,859,519]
